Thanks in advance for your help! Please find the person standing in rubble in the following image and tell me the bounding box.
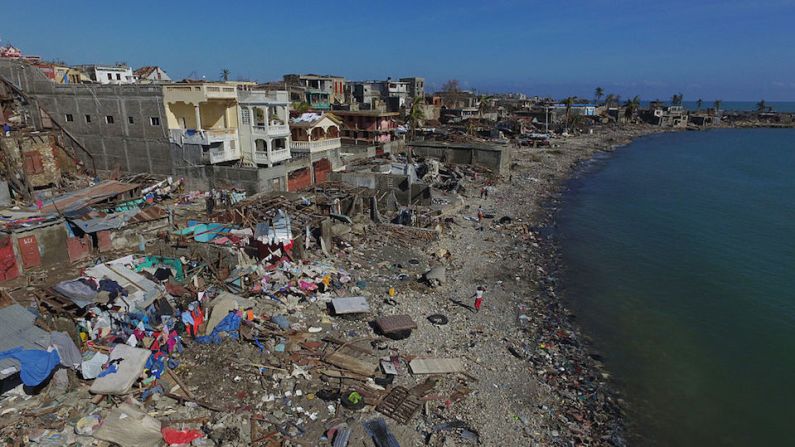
[472,286,486,312]
[205,190,216,216]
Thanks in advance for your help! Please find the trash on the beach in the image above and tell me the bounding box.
[427,314,449,325]
[423,266,446,287]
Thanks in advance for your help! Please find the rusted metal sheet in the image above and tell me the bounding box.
[0,236,19,281]
[40,180,141,214]
[128,205,167,224]
[17,235,41,268]
[97,230,112,252]
[66,235,91,262]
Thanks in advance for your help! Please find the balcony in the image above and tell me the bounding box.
[252,123,290,138]
[202,145,241,164]
[254,148,291,166]
[173,128,238,146]
[290,138,341,153]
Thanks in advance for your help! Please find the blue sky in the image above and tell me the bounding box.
[4,0,795,100]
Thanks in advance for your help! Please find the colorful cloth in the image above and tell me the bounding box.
[0,347,61,387]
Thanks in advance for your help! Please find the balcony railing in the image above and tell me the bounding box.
[254,148,291,165]
[171,128,237,146]
[290,138,341,153]
[252,123,289,137]
[202,145,241,164]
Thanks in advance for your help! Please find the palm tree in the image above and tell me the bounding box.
[696,98,703,112]
[671,93,683,106]
[594,87,604,105]
[220,69,231,82]
[713,99,722,113]
[623,96,641,122]
[292,102,310,113]
[756,100,767,113]
[563,96,575,131]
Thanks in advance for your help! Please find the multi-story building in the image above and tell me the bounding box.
[349,79,411,112]
[331,110,400,144]
[237,89,291,167]
[283,74,345,110]
[400,77,425,100]
[75,65,135,84]
[289,112,342,187]
[163,82,241,164]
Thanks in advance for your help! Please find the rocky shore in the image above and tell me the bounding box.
[402,124,672,446]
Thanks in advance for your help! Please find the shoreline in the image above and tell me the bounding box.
[449,124,674,445]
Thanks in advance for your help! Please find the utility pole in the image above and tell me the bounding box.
[545,106,549,134]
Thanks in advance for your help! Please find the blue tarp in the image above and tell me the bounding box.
[0,347,61,387]
[194,312,241,345]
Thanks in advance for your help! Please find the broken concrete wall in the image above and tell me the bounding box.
[0,133,61,188]
[0,59,173,176]
[327,171,423,206]
[410,141,512,175]
[9,221,69,275]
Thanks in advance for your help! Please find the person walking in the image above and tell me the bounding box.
[477,206,485,232]
[472,286,485,312]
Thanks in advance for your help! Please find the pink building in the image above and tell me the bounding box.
[331,110,400,145]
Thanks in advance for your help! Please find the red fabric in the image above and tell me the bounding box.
[162,427,204,445]
[191,307,204,327]
[474,297,483,310]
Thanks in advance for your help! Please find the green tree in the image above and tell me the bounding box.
[713,99,722,112]
[220,68,231,81]
[594,87,604,104]
[292,102,310,113]
[756,100,768,112]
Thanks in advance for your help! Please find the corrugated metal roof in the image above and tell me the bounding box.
[0,304,50,379]
[40,180,141,214]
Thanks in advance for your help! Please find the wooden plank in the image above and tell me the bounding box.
[323,348,378,377]
[331,297,370,314]
[408,358,465,374]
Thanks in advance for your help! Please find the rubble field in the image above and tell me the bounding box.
[0,124,666,447]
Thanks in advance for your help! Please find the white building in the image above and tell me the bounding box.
[237,90,292,167]
[76,65,135,84]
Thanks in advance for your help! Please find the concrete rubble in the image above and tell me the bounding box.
[0,125,667,446]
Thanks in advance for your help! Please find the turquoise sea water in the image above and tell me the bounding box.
[557,129,795,446]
